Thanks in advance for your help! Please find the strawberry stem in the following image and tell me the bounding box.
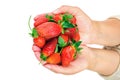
[28,15,32,31]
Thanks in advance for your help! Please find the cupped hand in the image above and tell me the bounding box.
[52,5,98,44]
[32,44,95,74]
[41,45,97,75]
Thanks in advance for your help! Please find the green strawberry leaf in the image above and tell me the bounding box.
[77,47,83,52]
[72,41,82,52]
[61,28,65,34]
[61,21,74,28]
[55,44,59,53]
[62,13,73,21]
[71,39,76,44]
[29,28,39,38]
[28,16,39,38]
[74,53,77,59]
[58,20,62,24]
[40,53,47,61]
[46,14,53,19]
[58,36,67,47]
[73,41,82,48]
[46,14,55,22]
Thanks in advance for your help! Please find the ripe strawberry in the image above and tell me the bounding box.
[53,14,62,22]
[35,22,62,40]
[65,28,80,41]
[64,28,76,38]
[41,38,57,60]
[60,34,69,43]
[65,28,76,35]
[46,53,61,64]
[70,17,76,24]
[58,34,69,47]
[33,36,45,48]
[71,32,80,41]
[61,41,82,66]
[61,46,75,66]
[34,14,48,27]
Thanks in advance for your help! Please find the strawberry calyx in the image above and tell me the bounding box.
[40,53,47,61]
[58,34,69,47]
[55,44,59,53]
[29,28,39,38]
[58,36,67,47]
[28,16,39,38]
[72,40,82,52]
[46,14,55,22]
[71,40,82,59]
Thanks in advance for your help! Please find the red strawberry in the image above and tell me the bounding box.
[70,17,76,24]
[64,28,76,38]
[35,22,62,40]
[46,53,61,64]
[60,34,68,43]
[53,14,62,22]
[61,41,82,66]
[34,14,48,27]
[61,46,76,66]
[71,32,80,41]
[34,14,45,21]
[58,34,69,47]
[41,38,57,60]
[33,36,45,48]
[65,28,80,41]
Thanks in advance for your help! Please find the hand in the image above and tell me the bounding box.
[43,45,97,75]
[52,5,99,44]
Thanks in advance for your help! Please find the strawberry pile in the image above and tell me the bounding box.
[29,13,82,67]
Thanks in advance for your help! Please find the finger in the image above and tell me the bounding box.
[32,44,46,64]
[34,52,41,61]
[53,5,85,17]
[44,64,76,75]
[32,44,41,52]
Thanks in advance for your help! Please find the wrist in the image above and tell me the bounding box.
[88,48,120,75]
[91,19,120,46]
[89,20,101,44]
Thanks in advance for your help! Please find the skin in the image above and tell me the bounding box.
[33,5,120,76]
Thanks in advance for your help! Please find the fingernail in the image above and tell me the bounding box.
[32,44,41,52]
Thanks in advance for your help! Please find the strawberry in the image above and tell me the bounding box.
[61,46,75,66]
[70,17,76,24]
[46,53,61,64]
[65,28,80,41]
[64,28,76,36]
[61,41,82,66]
[35,22,62,40]
[34,14,48,27]
[71,32,80,41]
[34,14,46,21]
[40,38,57,60]
[33,36,45,48]
[53,14,62,23]
[58,34,69,47]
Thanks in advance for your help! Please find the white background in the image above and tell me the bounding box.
[0,0,120,80]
